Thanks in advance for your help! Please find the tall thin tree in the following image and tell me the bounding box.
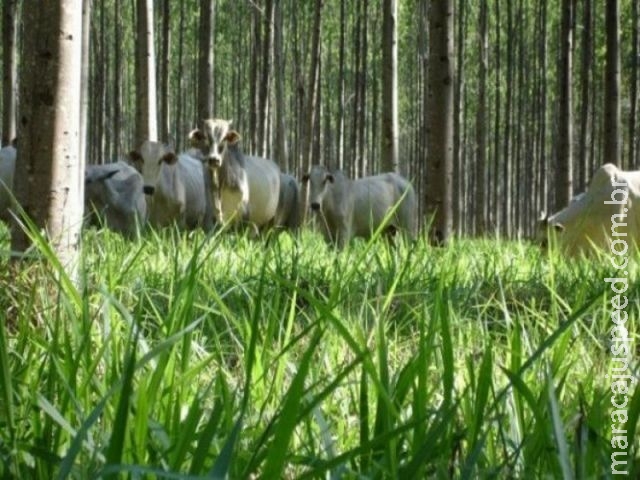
[273,0,289,171]
[2,0,18,146]
[578,0,592,190]
[381,0,398,173]
[134,0,158,147]
[474,0,488,235]
[197,0,215,124]
[159,0,171,143]
[425,0,454,245]
[555,0,574,211]
[604,0,620,166]
[302,0,323,174]
[12,0,84,273]
[79,0,91,168]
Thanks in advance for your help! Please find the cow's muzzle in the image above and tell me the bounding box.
[208,156,222,168]
[310,202,321,211]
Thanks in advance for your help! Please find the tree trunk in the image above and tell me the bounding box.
[134,0,157,147]
[273,0,289,171]
[79,0,91,168]
[257,0,274,157]
[2,0,17,146]
[112,0,122,157]
[628,0,638,168]
[452,0,465,235]
[336,0,346,171]
[502,0,514,236]
[604,0,620,166]
[175,0,185,151]
[302,0,322,174]
[249,5,261,153]
[555,0,574,211]
[474,0,487,236]
[197,0,215,124]
[578,0,592,190]
[491,0,501,233]
[159,0,171,143]
[380,0,398,173]
[425,0,454,246]
[12,0,84,274]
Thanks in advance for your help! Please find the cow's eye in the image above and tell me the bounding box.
[217,144,224,155]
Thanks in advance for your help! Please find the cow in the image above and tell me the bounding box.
[128,141,213,230]
[85,161,147,237]
[274,172,301,232]
[188,119,281,233]
[537,163,640,257]
[302,165,417,249]
[0,145,17,224]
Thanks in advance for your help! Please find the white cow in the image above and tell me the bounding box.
[0,145,17,224]
[302,165,417,248]
[128,141,213,230]
[538,163,640,257]
[85,161,147,237]
[188,119,280,232]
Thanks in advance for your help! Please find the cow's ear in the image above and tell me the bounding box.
[225,130,242,145]
[127,151,142,164]
[301,173,310,183]
[325,173,335,184]
[189,128,206,143]
[537,211,548,227]
[160,152,178,165]
[553,223,565,233]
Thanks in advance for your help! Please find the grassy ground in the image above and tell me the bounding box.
[0,223,638,478]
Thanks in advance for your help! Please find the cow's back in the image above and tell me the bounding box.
[244,156,280,226]
[547,164,638,256]
[351,173,416,238]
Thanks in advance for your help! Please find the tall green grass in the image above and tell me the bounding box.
[0,222,638,478]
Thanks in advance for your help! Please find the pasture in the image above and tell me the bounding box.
[0,223,638,478]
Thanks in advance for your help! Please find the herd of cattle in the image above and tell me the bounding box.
[0,119,417,248]
[0,120,638,255]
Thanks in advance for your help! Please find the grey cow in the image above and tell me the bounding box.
[128,141,213,231]
[302,165,417,248]
[85,161,147,237]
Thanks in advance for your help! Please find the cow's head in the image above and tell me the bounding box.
[127,140,172,192]
[188,119,238,168]
[302,165,334,212]
[536,212,564,250]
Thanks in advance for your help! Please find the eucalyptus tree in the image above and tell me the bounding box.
[12,0,84,275]
[604,0,621,167]
[2,0,18,146]
[425,0,454,245]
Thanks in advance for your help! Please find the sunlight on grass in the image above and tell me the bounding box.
[0,221,638,477]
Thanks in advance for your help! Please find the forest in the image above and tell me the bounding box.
[0,0,639,478]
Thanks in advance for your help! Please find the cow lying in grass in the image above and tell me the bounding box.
[302,165,417,248]
[537,163,640,257]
